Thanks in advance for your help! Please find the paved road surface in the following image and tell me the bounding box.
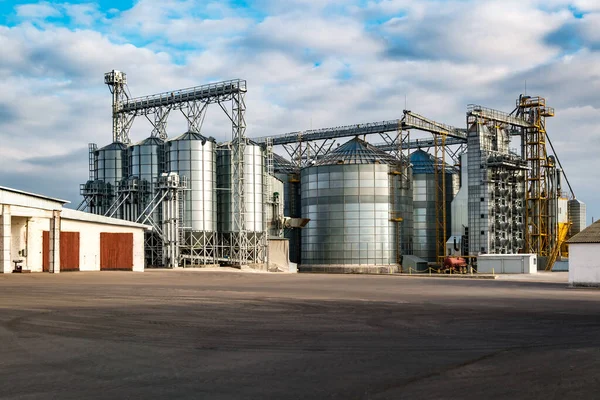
[0,271,598,399]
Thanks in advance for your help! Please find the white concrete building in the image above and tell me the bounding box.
[567,220,600,287]
[0,186,150,274]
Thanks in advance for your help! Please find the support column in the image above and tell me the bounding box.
[0,205,11,273]
[49,210,61,274]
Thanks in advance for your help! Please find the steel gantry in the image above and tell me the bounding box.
[515,96,555,261]
[105,70,247,142]
[254,111,468,264]
[400,111,467,262]
[99,71,260,267]
[467,97,571,267]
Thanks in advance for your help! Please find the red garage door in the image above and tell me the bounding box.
[42,231,80,272]
[100,233,133,271]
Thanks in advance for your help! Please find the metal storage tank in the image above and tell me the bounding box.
[166,131,217,265]
[410,149,457,262]
[126,137,165,221]
[93,142,127,215]
[300,137,412,271]
[569,199,587,236]
[217,140,265,233]
[273,153,302,263]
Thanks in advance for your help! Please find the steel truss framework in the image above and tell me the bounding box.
[96,72,265,267]
[515,97,555,259]
[468,99,557,261]
[256,111,468,264]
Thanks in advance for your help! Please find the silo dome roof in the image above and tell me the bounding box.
[168,131,215,143]
[131,136,164,146]
[98,142,127,151]
[313,137,399,166]
[410,149,458,174]
[273,152,295,172]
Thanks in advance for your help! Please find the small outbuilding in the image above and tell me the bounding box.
[566,220,600,287]
[0,186,150,274]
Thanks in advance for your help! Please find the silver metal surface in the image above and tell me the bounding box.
[568,199,587,236]
[166,132,217,233]
[411,149,457,262]
[81,142,127,215]
[217,142,264,233]
[300,138,412,267]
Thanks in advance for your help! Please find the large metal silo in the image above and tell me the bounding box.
[274,153,302,263]
[410,149,457,262]
[93,142,127,215]
[217,139,267,264]
[166,131,217,265]
[300,138,412,272]
[125,137,165,222]
[217,140,265,233]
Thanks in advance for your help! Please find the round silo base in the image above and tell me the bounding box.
[298,264,400,274]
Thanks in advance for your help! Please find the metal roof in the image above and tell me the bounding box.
[98,142,127,151]
[132,136,164,146]
[410,149,458,174]
[273,153,295,173]
[0,186,69,205]
[566,220,599,244]
[313,137,399,166]
[168,131,216,143]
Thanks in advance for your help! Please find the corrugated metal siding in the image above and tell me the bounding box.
[100,232,133,270]
[42,231,80,272]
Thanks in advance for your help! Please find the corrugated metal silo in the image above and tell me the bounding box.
[126,137,165,221]
[217,140,265,233]
[410,149,457,262]
[273,153,302,263]
[93,142,127,215]
[166,131,217,265]
[300,137,412,271]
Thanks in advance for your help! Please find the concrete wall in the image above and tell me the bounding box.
[6,216,145,273]
[61,219,145,272]
[569,244,600,287]
[478,254,537,274]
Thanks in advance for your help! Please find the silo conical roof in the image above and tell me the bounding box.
[313,137,399,166]
[410,149,458,174]
[168,131,215,143]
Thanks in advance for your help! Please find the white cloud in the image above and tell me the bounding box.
[0,0,599,221]
[15,1,61,19]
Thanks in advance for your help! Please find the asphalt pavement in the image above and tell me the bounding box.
[0,270,598,399]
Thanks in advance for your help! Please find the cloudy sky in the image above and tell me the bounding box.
[0,0,598,222]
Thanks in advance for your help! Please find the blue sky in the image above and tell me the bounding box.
[0,0,600,222]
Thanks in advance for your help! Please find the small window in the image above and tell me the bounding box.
[481,214,484,219]
[480,197,484,202]
[481,231,485,235]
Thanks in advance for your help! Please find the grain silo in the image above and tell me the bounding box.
[124,137,165,223]
[216,139,267,264]
[89,142,127,216]
[410,149,457,262]
[300,137,412,273]
[166,131,217,265]
[273,153,302,263]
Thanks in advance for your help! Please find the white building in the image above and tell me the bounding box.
[567,220,600,287]
[0,186,150,274]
